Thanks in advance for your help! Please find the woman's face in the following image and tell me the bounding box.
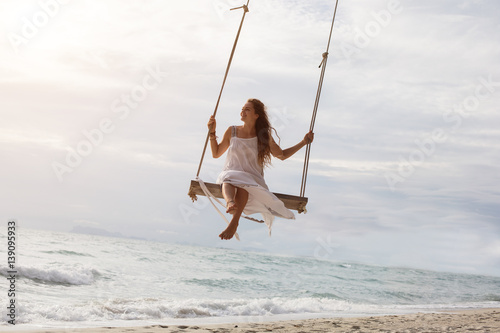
[240,102,259,122]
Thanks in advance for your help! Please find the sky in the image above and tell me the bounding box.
[1,0,499,276]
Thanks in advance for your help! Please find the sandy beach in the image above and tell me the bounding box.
[11,308,500,333]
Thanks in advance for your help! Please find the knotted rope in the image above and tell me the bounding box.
[300,0,340,198]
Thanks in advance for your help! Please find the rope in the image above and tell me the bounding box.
[242,215,265,223]
[300,0,340,198]
[195,1,250,178]
[196,177,240,241]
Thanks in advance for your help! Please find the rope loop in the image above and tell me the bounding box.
[231,4,249,12]
[319,52,329,68]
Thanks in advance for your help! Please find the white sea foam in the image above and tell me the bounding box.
[13,297,384,323]
[15,296,500,325]
[0,265,98,285]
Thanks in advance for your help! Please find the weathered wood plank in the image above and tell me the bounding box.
[188,180,307,213]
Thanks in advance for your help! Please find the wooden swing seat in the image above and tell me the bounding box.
[188,180,308,213]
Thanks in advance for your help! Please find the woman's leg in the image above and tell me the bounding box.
[219,187,248,240]
[222,183,237,214]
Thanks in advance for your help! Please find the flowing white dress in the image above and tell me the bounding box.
[216,126,295,234]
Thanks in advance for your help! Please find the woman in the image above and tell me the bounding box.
[208,98,314,240]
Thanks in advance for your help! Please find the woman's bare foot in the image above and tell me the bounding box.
[219,220,239,240]
[226,200,237,214]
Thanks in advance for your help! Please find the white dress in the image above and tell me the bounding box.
[216,126,295,234]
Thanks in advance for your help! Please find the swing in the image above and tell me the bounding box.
[188,0,340,215]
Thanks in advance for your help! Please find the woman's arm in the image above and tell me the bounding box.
[208,116,231,158]
[271,131,314,161]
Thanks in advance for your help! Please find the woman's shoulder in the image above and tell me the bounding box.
[229,126,239,137]
[221,126,236,138]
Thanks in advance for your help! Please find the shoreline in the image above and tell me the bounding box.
[5,308,500,333]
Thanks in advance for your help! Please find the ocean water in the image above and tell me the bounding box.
[1,228,499,329]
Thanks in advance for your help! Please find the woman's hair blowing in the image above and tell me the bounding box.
[248,98,279,168]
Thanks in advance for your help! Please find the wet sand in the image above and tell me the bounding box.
[11,308,500,333]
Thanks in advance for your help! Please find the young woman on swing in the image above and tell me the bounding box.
[208,98,314,240]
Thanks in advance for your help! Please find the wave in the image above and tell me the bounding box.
[16,297,500,324]
[41,250,94,257]
[0,265,99,285]
[14,297,371,323]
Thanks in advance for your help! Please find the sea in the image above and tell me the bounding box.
[1,228,499,330]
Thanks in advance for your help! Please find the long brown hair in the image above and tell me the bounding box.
[248,98,280,168]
